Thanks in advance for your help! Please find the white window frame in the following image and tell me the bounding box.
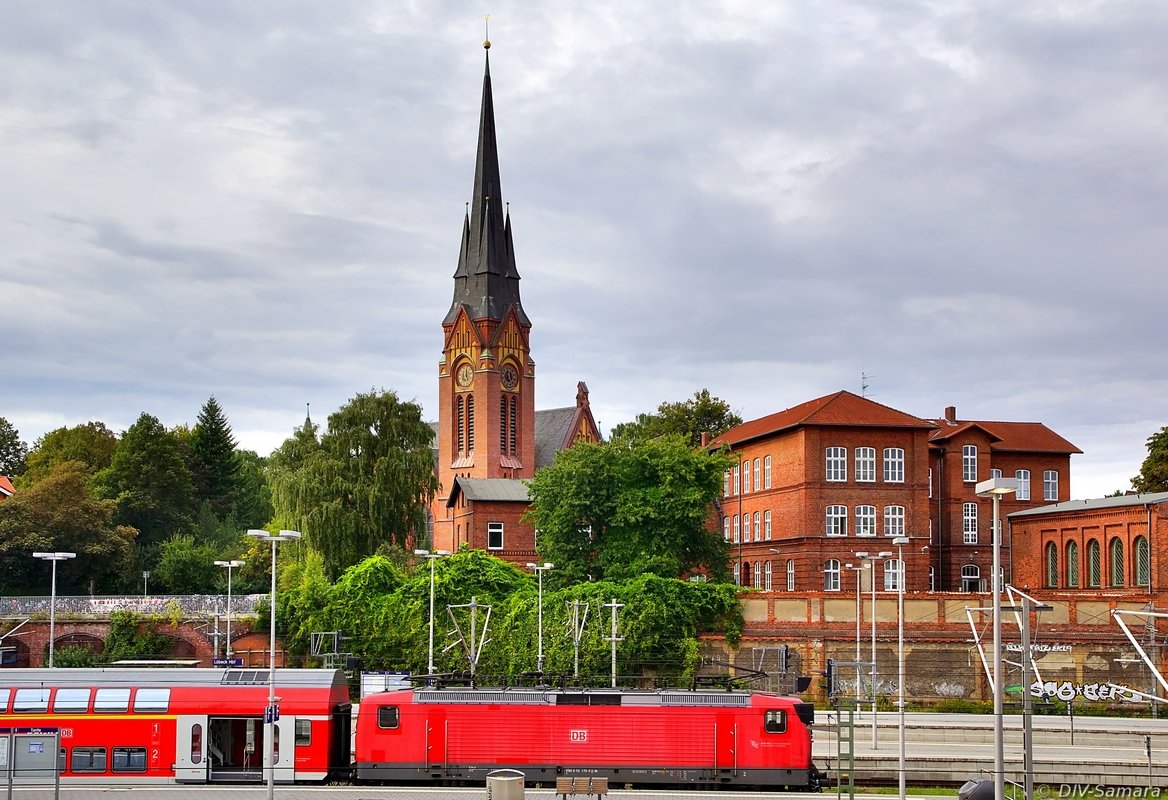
[733,465,740,495]
[1016,469,1031,501]
[733,515,740,544]
[724,470,730,497]
[884,505,905,538]
[824,559,841,592]
[764,455,772,489]
[723,517,730,542]
[786,560,795,591]
[764,561,773,591]
[855,505,876,537]
[884,558,902,591]
[991,468,1002,479]
[764,509,772,540]
[963,502,978,544]
[883,448,905,483]
[1044,470,1058,501]
[826,447,847,482]
[855,447,876,483]
[734,562,741,586]
[753,561,762,587]
[753,511,761,542]
[742,460,751,493]
[826,505,848,536]
[487,522,504,550]
[754,458,761,492]
[962,444,978,482]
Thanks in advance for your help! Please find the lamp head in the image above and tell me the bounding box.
[976,477,1018,497]
[892,536,910,546]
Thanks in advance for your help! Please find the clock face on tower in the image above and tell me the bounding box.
[456,364,473,388]
[500,364,518,391]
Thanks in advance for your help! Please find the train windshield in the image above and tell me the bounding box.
[764,710,787,734]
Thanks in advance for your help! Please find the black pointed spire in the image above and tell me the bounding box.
[444,47,529,326]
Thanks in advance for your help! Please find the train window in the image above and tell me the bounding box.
[764,710,787,734]
[94,688,131,712]
[0,688,9,711]
[112,747,147,772]
[295,719,312,746]
[133,688,170,712]
[191,723,202,764]
[54,688,91,712]
[377,706,400,729]
[13,688,50,713]
[71,747,108,772]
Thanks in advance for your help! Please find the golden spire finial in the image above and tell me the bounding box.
[483,15,491,49]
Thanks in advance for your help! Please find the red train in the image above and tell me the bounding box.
[0,667,350,785]
[0,668,820,790]
[355,685,821,790]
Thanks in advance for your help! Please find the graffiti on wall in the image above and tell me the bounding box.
[1030,680,1141,702]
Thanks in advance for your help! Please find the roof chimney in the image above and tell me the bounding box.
[944,406,957,424]
[700,431,711,448]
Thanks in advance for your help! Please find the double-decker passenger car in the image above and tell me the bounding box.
[0,668,350,785]
[355,686,820,790]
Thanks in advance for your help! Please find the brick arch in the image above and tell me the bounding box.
[57,632,105,656]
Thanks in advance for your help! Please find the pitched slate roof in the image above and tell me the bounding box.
[446,477,530,506]
[710,390,935,448]
[928,418,1082,454]
[1009,491,1168,519]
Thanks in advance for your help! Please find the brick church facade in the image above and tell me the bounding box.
[428,45,600,561]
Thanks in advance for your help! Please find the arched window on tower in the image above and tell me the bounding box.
[456,395,465,452]
[509,396,518,454]
[466,395,475,450]
[499,395,507,453]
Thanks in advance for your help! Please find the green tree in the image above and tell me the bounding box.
[94,413,196,549]
[270,390,438,579]
[608,389,743,447]
[0,417,28,477]
[189,397,240,517]
[231,450,274,528]
[22,422,118,485]
[0,460,136,594]
[525,435,733,585]
[1133,426,1168,493]
[152,534,220,594]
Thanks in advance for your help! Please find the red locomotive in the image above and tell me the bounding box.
[355,685,821,790]
[0,667,350,785]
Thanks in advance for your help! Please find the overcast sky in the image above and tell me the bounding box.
[2,1,1165,500]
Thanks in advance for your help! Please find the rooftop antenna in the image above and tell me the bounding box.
[861,371,872,398]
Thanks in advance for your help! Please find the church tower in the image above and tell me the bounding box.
[433,43,537,552]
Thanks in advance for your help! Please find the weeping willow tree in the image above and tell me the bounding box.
[269,390,438,579]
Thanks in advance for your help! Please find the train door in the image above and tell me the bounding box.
[175,715,209,782]
[713,712,738,782]
[424,708,447,778]
[270,716,294,783]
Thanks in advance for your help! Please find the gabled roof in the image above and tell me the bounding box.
[535,407,578,468]
[446,477,530,507]
[1009,491,1168,519]
[710,390,935,449]
[928,418,1081,454]
[0,475,13,498]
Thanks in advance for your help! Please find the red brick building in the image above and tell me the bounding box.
[927,406,1081,591]
[1009,491,1168,595]
[710,391,935,594]
[710,393,1082,596]
[0,475,13,502]
[429,49,599,561]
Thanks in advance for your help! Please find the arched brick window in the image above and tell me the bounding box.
[1065,541,1079,588]
[1135,536,1150,587]
[1109,538,1124,587]
[1044,542,1058,588]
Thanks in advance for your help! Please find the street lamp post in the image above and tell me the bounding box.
[214,560,246,659]
[846,562,869,706]
[526,562,554,674]
[33,552,75,668]
[892,535,911,800]
[856,549,891,749]
[247,529,301,800]
[414,549,450,680]
[976,477,1017,800]
[143,570,150,599]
